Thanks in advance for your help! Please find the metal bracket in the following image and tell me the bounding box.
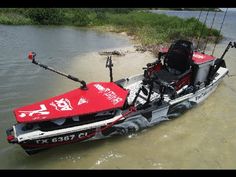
[105,56,114,82]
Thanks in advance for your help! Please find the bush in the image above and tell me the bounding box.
[0,12,32,25]
[25,8,64,25]
[72,9,91,26]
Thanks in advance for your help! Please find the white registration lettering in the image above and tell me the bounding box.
[52,137,58,143]
[36,139,48,144]
[69,134,75,140]
[51,134,76,143]
[57,137,64,142]
[78,132,88,138]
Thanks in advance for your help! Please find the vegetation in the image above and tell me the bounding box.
[0,8,32,25]
[92,10,220,45]
[0,8,221,48]
[24,8,64,25]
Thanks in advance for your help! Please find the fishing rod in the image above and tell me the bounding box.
[206,41,236,85]
[196,10,210,51]
[203,11,217,53]
[28,52,88,90]
[197,10,203,21]
[192,10,202,44]
[212,8,228,56]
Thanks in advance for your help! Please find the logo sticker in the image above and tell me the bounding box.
[78,97,88,105]
[50,98,73,111]
[193,54,204,59]
[93,84,123,105]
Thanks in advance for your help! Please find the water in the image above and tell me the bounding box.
[0,10,236,168]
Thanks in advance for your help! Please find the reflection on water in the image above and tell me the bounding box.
[0,12,236,169]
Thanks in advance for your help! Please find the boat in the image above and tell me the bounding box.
[6,39,235,155]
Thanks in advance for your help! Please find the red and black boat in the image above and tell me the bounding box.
[6,40,235,155]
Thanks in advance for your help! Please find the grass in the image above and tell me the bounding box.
[100,11,221,45]
[0,8,222,51]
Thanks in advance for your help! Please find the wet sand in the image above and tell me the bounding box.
[72,46,156,82]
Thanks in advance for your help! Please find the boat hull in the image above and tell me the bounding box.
[11,67,228,155]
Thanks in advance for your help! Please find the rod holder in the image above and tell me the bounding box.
[106,56,114,82]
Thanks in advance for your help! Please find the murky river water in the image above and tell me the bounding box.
[1,10,236,169]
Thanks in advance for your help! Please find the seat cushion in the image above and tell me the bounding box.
[152,68,190,83]
[150,68,191,94]
[153,69,179,83]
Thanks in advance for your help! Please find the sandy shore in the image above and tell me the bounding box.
[69,45,157,83]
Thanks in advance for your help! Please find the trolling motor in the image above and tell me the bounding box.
[105,56,114,82]
[28,52,87,90]
[220,41,236,59]
[206,41,236,85]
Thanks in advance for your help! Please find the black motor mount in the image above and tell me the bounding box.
[106,56,114,82]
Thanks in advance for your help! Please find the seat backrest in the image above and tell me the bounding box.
[164,40,193,74]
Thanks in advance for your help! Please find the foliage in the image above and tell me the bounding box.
[0,12,32,25]
[24,8,64,25]
[100,11,220,45]
[0,8,221,45]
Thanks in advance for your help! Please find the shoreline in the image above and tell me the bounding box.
[70,45,156,83]
[90,25,222,57]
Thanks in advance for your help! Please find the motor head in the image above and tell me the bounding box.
[230,41,236,48]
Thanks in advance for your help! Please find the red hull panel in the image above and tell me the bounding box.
[160,47,216,64]
[14,82,128,123]
[192,52,215,64]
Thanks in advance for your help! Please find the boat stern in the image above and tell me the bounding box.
[6,126,18,144]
